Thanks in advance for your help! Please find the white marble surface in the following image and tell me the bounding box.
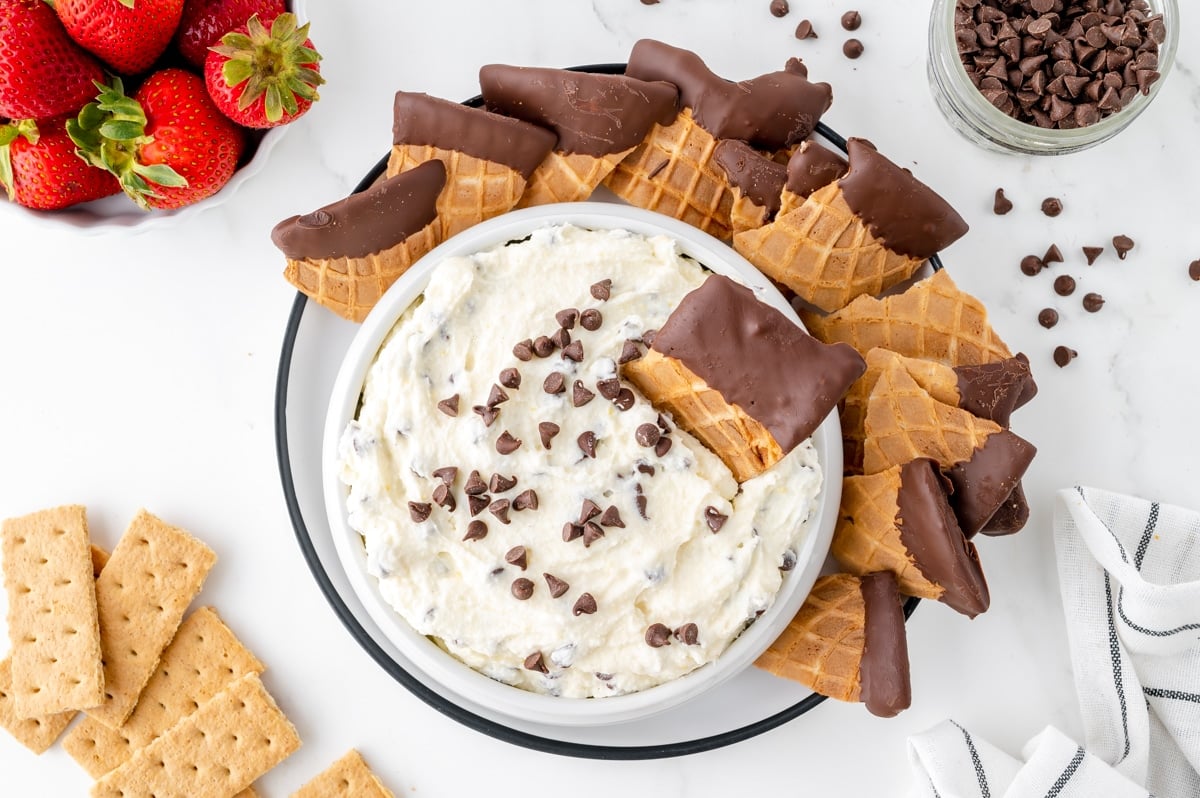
[3,0,1200,794]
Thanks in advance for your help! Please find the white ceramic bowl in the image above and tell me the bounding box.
[322,202,842,727]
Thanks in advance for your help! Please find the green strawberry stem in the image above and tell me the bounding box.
[0,120,40,202]
[68,78,187,211]
[212,13,324,124]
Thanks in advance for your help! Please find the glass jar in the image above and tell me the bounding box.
[927,0,1179,155]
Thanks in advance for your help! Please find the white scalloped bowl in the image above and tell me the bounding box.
[322,203,842,727]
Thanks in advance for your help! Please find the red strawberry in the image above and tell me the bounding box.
[204,12,322,128]
[69,70,245,210]
[0,0,106,120]
[0,118,120,209]
[56,0,184,75]
[174,0,284,69]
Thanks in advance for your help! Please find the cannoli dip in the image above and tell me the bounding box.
[339,225,822,698]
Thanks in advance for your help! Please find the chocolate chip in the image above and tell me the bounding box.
[590,279,612,300]
[533,336,555,357]
[572,593,597,616]
[654,436,673,457]
[408,502,432,523]
[543,372,566,395]
[505,545,527,570]
[437,395,459,417]
[1043,244,1064,264]
[770,0,788,17]
[487,384,509,407]
[780,549,797,571]
[636,463,656,476]
[538,421,560,449]
[657,414,671,433]
[473,405,499,427]
[636,423,661,448]
[550,327,571,350]
[841,9,861,30]
[578,431,597,458]
[600,506,624,528]
[1083,246,1104,265]
[490,473,517,493]
[613,389,635,411]
[704,506,729,533]
[544,573,569,598]
[1038,308,1060,328]
[1082,292,1105,312]
[561,340,584,362]
[674,623,700,645]
[555,308,578,329]
[463,520,488,542]
[572,380,596,407]
[489,498,511,524]
[513,489,539,511]
[1021,255,1045,276]
[993,188,1013,215]
[843,38,864,58]
[432,483,456,512]
[596,378,621,400]
[524,651,547,672]
[562,522,584,543]
[1113,234,1135,259]
[1053,345,1078,367]
[496,431,522,455]
[635,490,648,520]
[468,494,490,516]
[464,470,488,495]
[499,368,522,390]
[1190,260,1200,281]
[580,309,603,331]
[645,623,672,648]
[795,19,817,39]
[432,466,457,485]
[583,521,605,547]
[1054,275,1076,296]
[1041,197,1063,217]
[513,339,534,361]
[579,499,602,524]
[619,340,644,364]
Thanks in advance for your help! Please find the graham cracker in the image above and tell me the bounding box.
[2,505,104,716]
[91,672,301,798]
[65,606,264,777]
[87,509,217,729]
[292,749,397,798]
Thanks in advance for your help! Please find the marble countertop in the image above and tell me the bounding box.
[3,0,1199,794]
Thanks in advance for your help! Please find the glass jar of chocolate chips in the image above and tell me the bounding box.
[928,0,1177,154]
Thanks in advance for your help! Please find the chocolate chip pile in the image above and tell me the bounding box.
[955,0,1166,130]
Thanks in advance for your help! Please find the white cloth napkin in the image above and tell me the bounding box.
[907,486,1200,798]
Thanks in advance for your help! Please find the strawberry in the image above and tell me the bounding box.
[69,70,245,210]
[0,118,120,209]
[0,0,106,120]
[56,0,184,75]
[205,12,322,128]
[174,0,284,69]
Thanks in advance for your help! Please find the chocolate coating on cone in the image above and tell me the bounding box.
[896,459,989,618]
[838,139,968,260]
[981,482,1030,536]
[651,274,866,452]
[1012,353,1038,408]
[786,140,848,199]
[859,572,911,718]
[946,429,1037,539]
[479,65,678,157]
[712,140,786,215]
[625,38,832,149]
[271,160,446,260]
[392,92,556,179]
[953,357,1036,428]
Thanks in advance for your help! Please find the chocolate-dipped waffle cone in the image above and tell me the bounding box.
[756,572,910,717]
[711,139,786,235]
[517,150,630,207]
[389,144,527,239]
[834,460,989,617]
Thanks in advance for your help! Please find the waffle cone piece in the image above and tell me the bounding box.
[757,572,910,717]
[517,149,630,207]
[834,460,989,617]
[389,144,527,239]
[711,139,787,236]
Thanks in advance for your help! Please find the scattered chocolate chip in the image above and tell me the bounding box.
[613,389,635,411]
[538,421,560,449]
[490,473,517,493]
[841,9,861,30]
[505,545,528,570]
[635,490,648,520]
[993,188,1013,215]
[463,520,488,542]
[770,0,788,17]
[562,523,584,543]
[1054,275,1076,296]
[550,327,572,350]
[619,340,644,364]
[657,414,671,433]
[543,372,566,395]
[639,0,658,5]
[1113,234,1135,259]
[1083,246,1104,265]
[780,549,798,571]
[600,506,625,528]
[654,436,673,457]
[487,384,509,407]
[1043,244,1064,264]
[1041,197,1063,217]
[523,651,548,672]
[645,623,672,648]
[590,279,612,300]
[513,339,534,361]
[496,431,522,455]
[1190,260,1200,281]
[555,308,578,329]
[578,431,598,458]
[795,19,817,39]
[1021,255,1045,276]
[636,423,661,448]
[499,368,522,390]
[1038,308,1060,329]
[544,573,570,598]
[580,309,603,331]
[572,380,596,407]
[432,483,456,512]
[636,463,656,476]
[408,502,432,523]
[436,395,459,417]
[583,521,605,547]
[843,38,864,58]
[572,593,597,616]
[464,470,488,495]
[674,623,700,645]
[473,405,499,427]
[704,506,729,533]
[561,340,584,362]
[489,498,511,524]
[596,378,621,400]
[533,336,555,357]
[1082,292,1105,312]
[579,499,602,523]
[1053,345,1078,368]
[513,489,539,511]
[432,467,457,485]
[468,494,490,516]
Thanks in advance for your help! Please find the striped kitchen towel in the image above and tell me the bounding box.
[908,487,1200,798]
